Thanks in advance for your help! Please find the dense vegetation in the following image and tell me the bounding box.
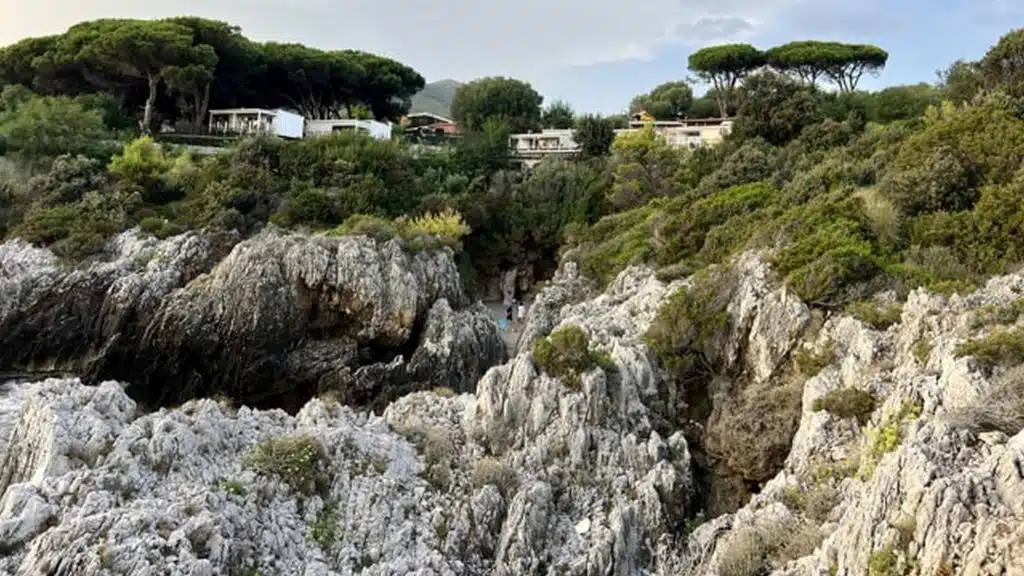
[1,18,1023,309]
[0,17,425,134]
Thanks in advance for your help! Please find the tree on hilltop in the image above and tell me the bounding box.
[629,80,694,120]
[43,19,218,133]
[451,76,543,133]
[764,41,833,86]
[821,43,888,92]
[688,44,764,118]
[542,99,575,129]
[979,28,1024,100]
[573,114,616,158]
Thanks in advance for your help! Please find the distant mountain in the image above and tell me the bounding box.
[410,79,461,119]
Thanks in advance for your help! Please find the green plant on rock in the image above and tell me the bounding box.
[532,325,614,390]
[970,299,1024,328]
[309,500,338,550]
[795,342,835,377]
[848,300,903,330]
[813,387,878,424]
[868,545,900,576]
[217,479,246,496]
[645,267,734,386]
[859,400,921,480]
[245,435,326,496]
[913,337,934,365]
[955,328,1024,368]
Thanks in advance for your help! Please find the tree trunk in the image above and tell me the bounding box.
[142,73,160,135]
[195,83,211,130]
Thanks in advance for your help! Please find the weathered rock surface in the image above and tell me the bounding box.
[685,270,1024,575]
[0,264,700,575]
[4,250,1024,575]
[0,228,503,409]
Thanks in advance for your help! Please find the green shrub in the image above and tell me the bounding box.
[955,328,1024,368]
[812,388,878,424]
[795,343,834,377]
[847,300,903,330]
[971,299,1024,328]
[108,137,188,204]
[138,216,185,239]
[309,500,338,550]
[395,208,471,251]
[246,435,326,496]
[217,479,246,496]
[880,145,979,216]
[913,337,934,365]
[532,325,613,390]
[325,213,399,241]
[645,268,734,389]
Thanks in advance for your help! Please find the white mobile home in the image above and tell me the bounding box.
[305,119,393,140]
[207,109,305,139]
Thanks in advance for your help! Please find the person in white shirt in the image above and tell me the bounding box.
[517,302,526,322]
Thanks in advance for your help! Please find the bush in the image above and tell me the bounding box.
[945,364,1024,435]
[812,388,878,424]
[396,208,471,251]
[955,328,1024,368]
[645,268,734,390]
[847,300,903,330]
[246,435,326,495]
[0,94,110,160]
[880,145,979,216]
[532,325,613,390]
[471,457,518,497]
[108,137,191,204]
[717,519,823,576]
[325,213,399,241]
[794,343,834,377]
[138,216,185,239]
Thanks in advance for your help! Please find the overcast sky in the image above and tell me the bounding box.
[1,0,1020,114]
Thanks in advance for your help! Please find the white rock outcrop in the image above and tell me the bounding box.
[3,252,1024,575]
[0,265,697,575]
[688,271,1024,575]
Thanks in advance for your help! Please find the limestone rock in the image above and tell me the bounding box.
[0,228,495,409]
[688,268,1024,576]
[0,263,697,575]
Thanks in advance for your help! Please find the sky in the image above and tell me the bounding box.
[1,0,1021,114]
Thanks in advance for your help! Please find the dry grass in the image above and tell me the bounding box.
[717,519,824,576]
[945,364,1024,435]
[471,457,519,497]
[854,187,901,247]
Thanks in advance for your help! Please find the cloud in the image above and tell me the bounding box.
[2,0,808,83]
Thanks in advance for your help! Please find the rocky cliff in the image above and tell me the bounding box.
[0,228,505,410]
[0,250,1022,574]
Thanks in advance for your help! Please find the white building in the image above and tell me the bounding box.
[305,119,393,140]
[615,118,733,149]
[207,109,305,139]
[508,129,580,166]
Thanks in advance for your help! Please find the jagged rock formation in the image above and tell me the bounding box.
[0,228,504,410]
[0,265,697,575]
[2,251,1024,574]
[686,269,1024,575]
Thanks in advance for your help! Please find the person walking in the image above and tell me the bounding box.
[517,301,526,323]
[506,303,514,323]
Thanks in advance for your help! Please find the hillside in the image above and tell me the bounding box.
[410,79,461,118]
